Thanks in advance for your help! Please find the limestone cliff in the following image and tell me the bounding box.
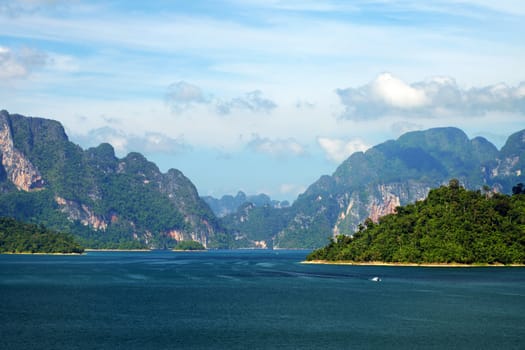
[0,112,44,191]
[54,196,108,231]
[0,110,227,249]
[273,127,525,248]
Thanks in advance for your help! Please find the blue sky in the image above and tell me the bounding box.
[1,0,524,201]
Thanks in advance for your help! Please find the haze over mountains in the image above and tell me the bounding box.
[202,192,289,218]
[1,110,524,249]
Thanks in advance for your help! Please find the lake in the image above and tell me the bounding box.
[1,250,524,349]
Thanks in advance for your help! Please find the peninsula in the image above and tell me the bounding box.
[0,217,84,254]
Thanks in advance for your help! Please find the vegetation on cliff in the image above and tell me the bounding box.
[0,111,225,249]
[0,217,84,254]
[2,111,525,250]
[307,180,525,265]
[221,202,293,248]
[173,240,206,251]
[276,128,525,248]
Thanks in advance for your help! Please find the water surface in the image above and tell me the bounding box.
[1,250,524,349]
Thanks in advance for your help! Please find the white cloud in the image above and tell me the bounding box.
[165,81,208,112]
[74,127,188,156]
[248,135,306,157]
[337,73,525,120]
[317,137,370,163]
[370,73,429,108]
[0,46,47,79]
[166,82,276,115]
[216,90,277,114]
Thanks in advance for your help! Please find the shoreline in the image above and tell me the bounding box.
[84,249,152,252]
[1,252,84,256]
[302,260,525,267]
[172,249,207,252]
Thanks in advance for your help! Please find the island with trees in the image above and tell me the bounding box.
[0,217,84,254]
[307,180,525,265]
[173,240,206,251]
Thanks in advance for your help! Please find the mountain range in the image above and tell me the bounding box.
[223,127,525,248]
[0,110,225,249]
[202,191,289,217]
[1,110,524,249]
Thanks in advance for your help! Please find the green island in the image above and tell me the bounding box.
[173,240,206,251]
[307,180,525,266]
[0,217,84,254]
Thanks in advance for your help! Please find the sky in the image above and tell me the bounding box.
[1,0,524,201]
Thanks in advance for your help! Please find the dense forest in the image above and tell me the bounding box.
[307,180,525,265]
[0,217,84,254]
[173,240,206,251]
[0,111,224,249]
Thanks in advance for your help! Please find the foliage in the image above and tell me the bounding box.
[173,240,206,251]
[95,173,186,233]
[0,217,84,254]
[307,181,525,265]
[513,183,525,195]
[1,112,227,249]
[279,127,524,249]
[221,203,292,247]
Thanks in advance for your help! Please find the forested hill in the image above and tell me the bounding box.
[229,127,525,249]
[307,180,525,265]
[0,110,226,249]
[275,127,525,248]
[0,217,84,254]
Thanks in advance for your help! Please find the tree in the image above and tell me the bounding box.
[512,183,524,195]
[307,181,525,265]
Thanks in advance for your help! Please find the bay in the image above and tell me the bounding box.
[1,250,524,349]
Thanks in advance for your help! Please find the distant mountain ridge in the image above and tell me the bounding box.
[2,110,524,250]
[0,110,226,249]
[202,191,289,217]
[225,127,525,249]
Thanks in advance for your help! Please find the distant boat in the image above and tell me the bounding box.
[370,276,381,282]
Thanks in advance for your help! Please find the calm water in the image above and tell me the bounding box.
[1,250,524,350]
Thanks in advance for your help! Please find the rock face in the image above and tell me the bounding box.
[0,110,225,248]
[55,196,108,231]
[0,113,44,191]
[266,127,524,248]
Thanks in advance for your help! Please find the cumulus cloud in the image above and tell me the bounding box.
[216,90,277,114]
[75,127,188,156]
[248,135,306,157]
[165,81,208,112]
[337,73,525,120]
[317,137,369,163]
[370,73,429,108]
[166,82,277,115]
[0,46,48,79]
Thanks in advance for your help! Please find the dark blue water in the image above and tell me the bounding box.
[1,250,524,349]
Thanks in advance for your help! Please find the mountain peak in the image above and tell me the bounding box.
[274,126,524,248]
[0,111,225,249]
[501,129,525,156]
[397,127,470,152]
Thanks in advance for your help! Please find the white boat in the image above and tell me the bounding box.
[370,276,381,282]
